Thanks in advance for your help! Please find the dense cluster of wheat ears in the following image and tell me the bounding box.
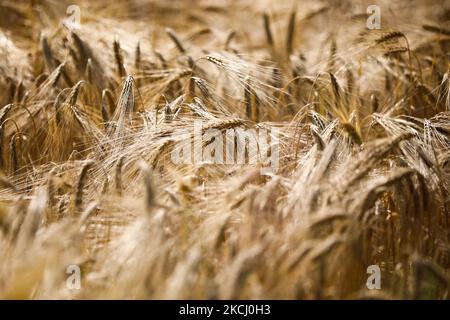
[0,0,449,299]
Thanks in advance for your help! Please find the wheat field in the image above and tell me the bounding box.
[0,0,449,299]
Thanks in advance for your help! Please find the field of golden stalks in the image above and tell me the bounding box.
[0,0,449,299]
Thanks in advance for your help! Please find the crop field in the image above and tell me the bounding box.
[0,0,449,299]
